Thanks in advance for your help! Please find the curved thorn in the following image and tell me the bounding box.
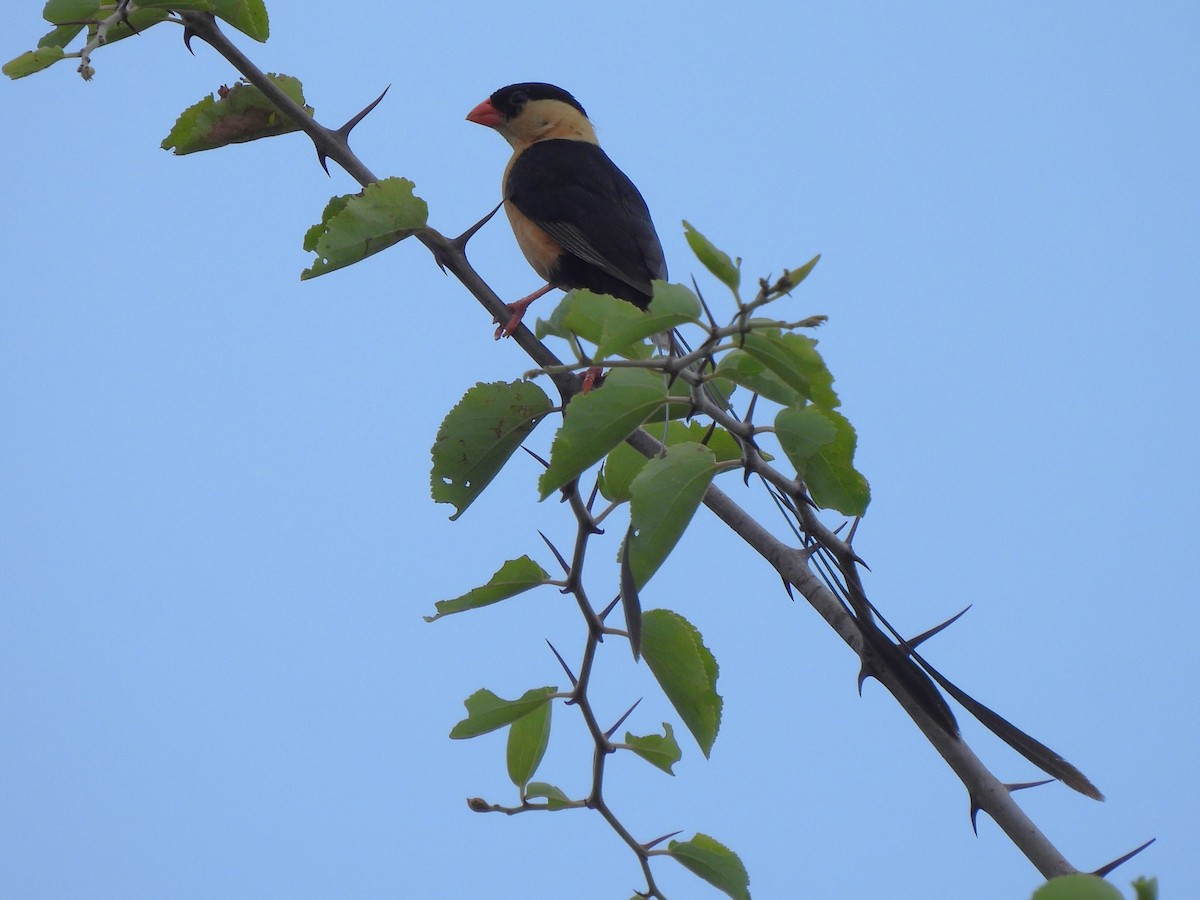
[908,605,972,649]
[338,84,390,138]
[453,201,504,250]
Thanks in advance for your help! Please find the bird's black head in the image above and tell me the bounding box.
[489,83,587,121]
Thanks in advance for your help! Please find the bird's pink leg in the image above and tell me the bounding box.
[494,283,556,339]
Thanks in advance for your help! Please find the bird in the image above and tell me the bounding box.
[466,82,667,338]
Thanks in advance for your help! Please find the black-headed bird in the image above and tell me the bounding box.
[466,82,666,336]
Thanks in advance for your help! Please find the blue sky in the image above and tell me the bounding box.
[3,3,1196,898]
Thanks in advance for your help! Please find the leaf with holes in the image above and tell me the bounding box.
[431,381,552,520]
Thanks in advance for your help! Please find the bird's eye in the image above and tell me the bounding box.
[509,90,528,108]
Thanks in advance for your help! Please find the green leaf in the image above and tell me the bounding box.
[683,221,740,292]
[627,443,719,588]
[538,368,668,499]
[1132,877,1158,900]
[43,1,99,23]
[162,74,310,155]
[90,9,171,44]
[535,290,654,360]
[741,332,839,409]
[449,687,557,740]
[507,699,551,790]
[138,0,269,41]
[525,782,573,810]
[424,556,551,622]
[1031,874,1123,900]
[641,610,721,757]
[715,349,807,407]
[300,177,429,278]
[430,381,552,520]
[37,23,84,49]
[599,421,742,503]
[3,46,65,79]
[624,723,681,774]
[594,281,702,358]
[667,834,750,900]
[776,406,870,516]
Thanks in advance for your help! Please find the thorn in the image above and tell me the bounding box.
[700,420,718,446]
[599,594,621,622]
[857,661,878,695]
[183,25,197,53]
[780,576,795,601]
[1091,838,1156,878]
[968,795,982,835]
[338,84,390,140]
[537,530,570,575]
[973,779,1057,831]
[744,392,759,425]
[545,640,578,688]
[453,200,504,251]
[643,829,684,851]
[586,477,601,513]
[908,606,972,649]
[1007,779,1055,792]
[691,275,718,330]
[521,445,550,469]
[604,697,643,739]
[846,516,862,545]
[832,521,847,536]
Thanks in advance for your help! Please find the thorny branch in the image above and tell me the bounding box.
[162,11,1141,891]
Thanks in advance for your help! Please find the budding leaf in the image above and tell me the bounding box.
[526,782,573,810]
[683,221,740,292]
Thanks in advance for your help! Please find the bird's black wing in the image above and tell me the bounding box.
[506,140,666,296]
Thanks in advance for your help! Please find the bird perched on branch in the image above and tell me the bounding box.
[466,82,667,337]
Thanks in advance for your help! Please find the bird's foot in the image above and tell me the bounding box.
[493,283,555,339]
[581,366,604,393]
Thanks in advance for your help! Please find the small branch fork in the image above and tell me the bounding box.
[167,11,1148,891]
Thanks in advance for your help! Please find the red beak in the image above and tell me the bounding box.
[466,98,502,128]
